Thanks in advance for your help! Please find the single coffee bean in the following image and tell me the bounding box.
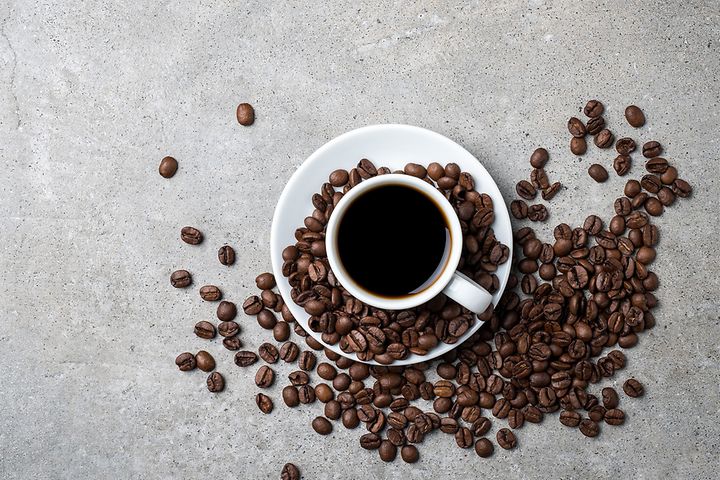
[613,154,631,176]
[623,378,644,397]
[570,136,587,155]
[661,166,678,184]
[584,99,604,117]
[588,164,608,182]
[379,440,397,462]
[195,350,216,372]
[199,285,222,301]
[158,156,178,178]
[530,148,549,168]
[280,341,300,362]
[298,351,317,371]
[223,335,242,351]
[516,180,537,200]
[673,179,692,198]
[496,428,517,450]
[206,372,224,393]
[642,141,662,158]
[625,105,645,127]
[579,419,599,437]
[528,204,548,222]
[542,182,562,201]
[475,438,494,458]
[640,174,662,194]
[594,129,614,148]
[329,169,349,187]
[644,197,663,216]
[175,352,196,371]
[586,116,605,135]
[604,408,625,426]
[511,200,528,219]
[170,270,192,288]
[234,350,258,367]
[236,102,255,126]
[281,463,300,480]
[218,321,240,337]
[312,416,333,435]
[259,343,280,364]
[255,272,276,290]
[273,321,290,342]
[507,409,525,429]
[560,410,581,427]
[217,301,237,321]
[645,157,668,174]
[531,168,550,189]
[256,393,273,413]
[401,445,419,463]
[324,400,341,420]
[455,427,473,448]
[588,405,606,422]
[602,387,620,409]
[282,385,300,407]
[257,309,277,329]
[218,245,236,265]
[255,365,275,388]
[657,187,675,206]
[315,383,334,403]
[194,321,216,339]
[360,432,382,450]
[625,179,641,197]
[615,137,636,154]
[180,226,203,245]
[568,117,587,137]
[298,385,315,404]
[404,162,427,178]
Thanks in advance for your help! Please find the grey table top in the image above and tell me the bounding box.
[1,1,718,479]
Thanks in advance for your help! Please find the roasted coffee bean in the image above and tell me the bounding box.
[511,200,528,219]
[329,169,349,187]
[568,117,587,137]
[588,164,608,182]
[298,385,316,404]
[570,136,587,155]
[360,433,382,450]
[625,179,641,197]
[657,187,675,206]
[180,226,203,245]
[316,384,334,403]
[531,168,550,190]
[255,272,276,290]
[594,129,614,148]
[586,116,605,135]
[645,157,668,174]
[281,463,300,480]
[404,163,427,178]
[516,180,537,200]
[255,365,275,388]
[583,215,603,235]
[282,385,300,407]
[528,204,548,222]
[175,352,196,371]
[194,321,216,339]
[256,393,273,413]
[401,445,419,463]
[236,102,255,125]
[475,438,494,458]
[280,341,300,362]
[223,337,243,352]
[455,427,473,448]
[530,148,549,168]
[379,440,397,462]
[604,409,625,426]
[613,155,631,176]
[615,137,636,155]
[560,410,581,427]
[257,309,277,330]
[584,100,604,117]
[542,182,561,201]
[218,321,240,337]
[217,245,235,265]
[625,105,645,127]
[661,166,678,184]
[289,370,310,386]
[234,350,258,367]
[496,428,517,450]
[273,321,290,342]
[170,270,192,288]
[623,378,644,397]
[298,351,317,371]
[644,197,663,216]
[588,405,606,422]
[158,156,178,178]
[258,343,279,364]
[673,179,692,198]
[199,285,222,301]
[217,301,237,321]
[508,409,525,429]
[579,419,599,437]
[642,141,662,158]
[206,372,224,392]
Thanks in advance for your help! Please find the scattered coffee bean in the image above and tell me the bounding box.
[594,129,614,148]
[401,445,419,463]
[516,180,537,200]
[568,117,587,137]
[604,409,625,426]
[298,351,317,371]
[584,99,604,117]
[196,350,216,372]
[223,336,242,351]
[542,182,561,201]
[175,352,196,371]
[625,105,645,127]
[255,365,275,388]
[170,270,192,288]
[613,154,631,176]
[579,419,599,437]
[560,410,581,427]
[218,245,236,265]
[588,164,609,182]
[602,387,620,409]
[206,372,224,393]
[217,301,237,321]
[259,343,280,364]
[615,137,636,154]
[623,378,644,397]
[586,116,605,135]
[180,226,203,245]
[281,463,300,480]
[511,200,528,219]
[256,393,273,413]
[236,102,255,126]
[530,148,549,168]
[158,156,178,178]
[673,179,692,198]
[280,341,300,362]
[312,416,333,435]
[474,438,494,458]
[570,136,587,155]
[194,321,216,339]
[496,428,517,449]
[234,350,258,367]
[528,204,548,222]
[255,272,276,290]
[199,285,222,301]
[218,321,240,337]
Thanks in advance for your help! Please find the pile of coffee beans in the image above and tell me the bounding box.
[169,101,692,471]
[275,159,511,363]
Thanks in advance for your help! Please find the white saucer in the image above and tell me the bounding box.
[270,124,513,365]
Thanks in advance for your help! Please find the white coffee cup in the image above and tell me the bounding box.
[326,174,493,313]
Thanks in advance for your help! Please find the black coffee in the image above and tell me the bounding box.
[336,184,450,297]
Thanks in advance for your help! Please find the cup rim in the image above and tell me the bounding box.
[326,174,463,310]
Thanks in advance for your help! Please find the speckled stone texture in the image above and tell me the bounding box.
[0,1,718,479]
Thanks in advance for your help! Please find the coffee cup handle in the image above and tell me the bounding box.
[442,271,494,314]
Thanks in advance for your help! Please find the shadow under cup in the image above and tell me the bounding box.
[331,180,455,302]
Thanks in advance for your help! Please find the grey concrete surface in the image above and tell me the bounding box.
[1,0,719,478]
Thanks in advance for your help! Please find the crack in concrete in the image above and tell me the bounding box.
[1,11,21,130]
